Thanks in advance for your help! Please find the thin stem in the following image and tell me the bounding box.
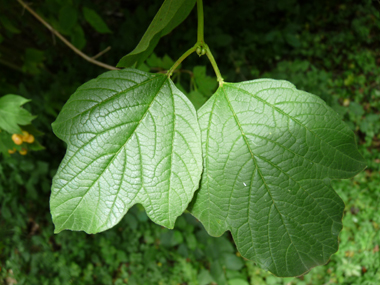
[92,46,112,60]
[204,45,224,85]
[167,46,196,77]
[0,58,23,72]
[197,0,204,43]
[167,0,224,84]
[16,0,119,71]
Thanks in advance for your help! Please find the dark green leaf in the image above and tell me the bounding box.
[161,54,175,70]
[59,5,78,32]
[51,69,202,234]
[71,25,86,50]
[116,0,196,68]
[0,95,36,134]
[193,66,218,96]
[83,7,112,34]
[0,16,21,34]
[0,130,14,156]
[186,90,207,110]
[146,53,163,68]
[22,48,45,74]
[190,79,366,277]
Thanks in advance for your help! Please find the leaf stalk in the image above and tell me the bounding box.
[167,45,197,77]
[197,0,204,43]
[168,0,224,85]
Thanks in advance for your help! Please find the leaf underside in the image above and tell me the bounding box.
[189,79,366,277]
[51,69,202,234]
[116,0,196,68]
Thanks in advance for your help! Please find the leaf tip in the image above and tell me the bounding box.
[53,227,63,234]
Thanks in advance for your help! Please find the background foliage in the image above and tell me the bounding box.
[0,0,379,284]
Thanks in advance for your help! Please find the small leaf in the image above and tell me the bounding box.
[0,95,36,134]
[22,48,45,74]
[0,16,21,34]
[189,79,366,277]
[193,66,218,96]
[117,0,196,68]
[51,69,202,234]
[0,130,15,156]
[162,54,175,70]
[228,279,249,285]
[146,53,163,68]
[59,5,78,32]
[186,90,208,110]
[83,7,112,34]
[222,253,244,271]
[71,25,86,50]
[198,269,215,285]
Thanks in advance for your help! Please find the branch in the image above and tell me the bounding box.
[16,0,119,71]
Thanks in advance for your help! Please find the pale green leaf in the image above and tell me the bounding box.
[51,69,202,234]
[189,79,366,277]
[198,269,215,285]
[222,253,244,271]
[228,279,249,285]
[0,95,36,134]
[117,0,196,68]
[83,7,112,34]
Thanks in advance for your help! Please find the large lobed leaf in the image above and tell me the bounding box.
[189,79,366,277]
[117,0,196,68]
[51,69,202,234]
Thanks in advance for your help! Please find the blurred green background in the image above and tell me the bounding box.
[0,0,379,284]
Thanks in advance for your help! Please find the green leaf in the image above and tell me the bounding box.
[222,253,244,271]
[189,79,366,277]
[59,5,78,32]
[22,48,45,75]
[186,90,207,110]
[0,16,21,34]
[198,269,215,285]
[161,54,175,70]
[71,25,86,50]
[83,7,112,34]
[193,66,218,97]
[116,0,196,68]
[0,130,14,156]
[228,279,249,285]
[0,95,36,134]
[51,69,202,234]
